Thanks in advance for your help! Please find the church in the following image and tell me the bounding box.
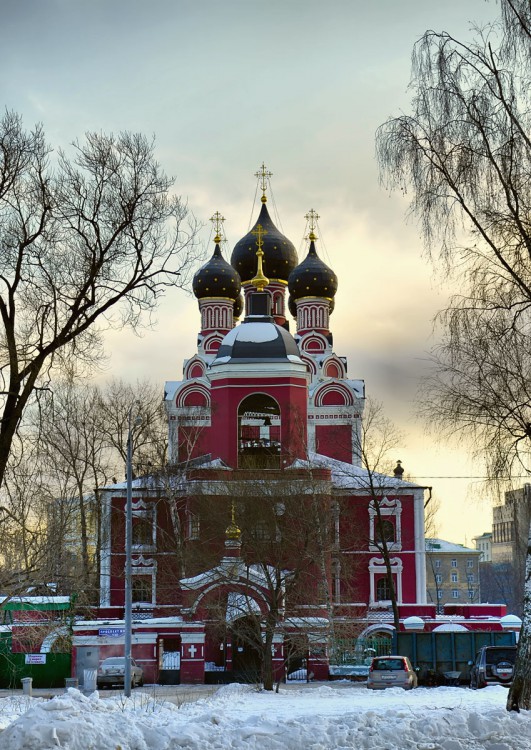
[72,167,509,685]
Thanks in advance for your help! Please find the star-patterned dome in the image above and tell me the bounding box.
[287,237,338,304]
[192,242,241,301]
[230,202,298,284]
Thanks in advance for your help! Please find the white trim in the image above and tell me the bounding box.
[368,556,403,604]
[368,497,402,552]
[414,489,427,603]
[99,492,112,607]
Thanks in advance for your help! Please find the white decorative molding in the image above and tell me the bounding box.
[368,556,403,604]
[368,497,402,552]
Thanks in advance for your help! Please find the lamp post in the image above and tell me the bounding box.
[124,409,141,697]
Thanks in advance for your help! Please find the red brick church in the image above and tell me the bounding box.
[72,168,509,685]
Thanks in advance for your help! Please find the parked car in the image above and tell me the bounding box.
[469,646,517,689]
[367,655,418,690]
[96,657,144,689]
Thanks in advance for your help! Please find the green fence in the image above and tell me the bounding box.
[0,652,71,689]
[330,635,392,667]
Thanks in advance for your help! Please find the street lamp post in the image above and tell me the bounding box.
[124,410,141,697]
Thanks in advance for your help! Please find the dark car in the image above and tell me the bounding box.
[469,646,517,689]
[96,657,144,689]
[367,655,418,690]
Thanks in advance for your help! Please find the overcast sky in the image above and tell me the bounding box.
[2,0,502,544]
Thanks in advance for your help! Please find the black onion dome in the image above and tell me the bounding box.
[212,320,302,365]
[230,202,298,283]
[288,295,297,319]
[193,243,241,300]
[287,239,338,302]
[233,294,244,319]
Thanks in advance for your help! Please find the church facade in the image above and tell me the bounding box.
[72,169,509,685]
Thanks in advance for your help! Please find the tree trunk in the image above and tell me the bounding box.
[507,520,531,711]
[262,626,275,691]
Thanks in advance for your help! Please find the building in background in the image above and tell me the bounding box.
[473,532,492,562]
[473,486,531,617]
[425,539,481,609]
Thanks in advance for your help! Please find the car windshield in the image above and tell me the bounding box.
[373,658,405,670]
[102,658,126,665]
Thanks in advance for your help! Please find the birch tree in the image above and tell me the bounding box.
[377,0,531,710]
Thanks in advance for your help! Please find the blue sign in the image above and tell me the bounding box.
[98,628,125,637]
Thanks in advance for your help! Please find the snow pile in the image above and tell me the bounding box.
[2,683,531,750]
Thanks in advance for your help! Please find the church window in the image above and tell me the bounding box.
[252,520,271,541]
[375,519,395,544]
[132,576,152,604]
[132,510,154,548]
[187,514,200,540]
[376,577,391,601]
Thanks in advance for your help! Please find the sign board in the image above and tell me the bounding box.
[98,628,125,637]
[25,654,46,665]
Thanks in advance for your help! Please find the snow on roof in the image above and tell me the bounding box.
[287,452,422,490]
[164,380,182,401]
[0,596,70,607]
[426,538,479,554]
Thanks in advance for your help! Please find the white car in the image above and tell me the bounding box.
[96,657,144,689]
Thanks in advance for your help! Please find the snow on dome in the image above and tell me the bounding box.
[403,616,425,631]
[500,614,522,629]
[222,322,279,344]
[432,622,469,632]
[212,320,302,365]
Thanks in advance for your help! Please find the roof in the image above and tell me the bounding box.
[212,320,303,365]
[426,538,479,554]
[287,452,423,491]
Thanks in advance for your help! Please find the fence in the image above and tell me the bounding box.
[0,652,71,689]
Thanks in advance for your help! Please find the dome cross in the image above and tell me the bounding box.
[255,163,273,203]
[210,211,226,244]
[305,208,320,241]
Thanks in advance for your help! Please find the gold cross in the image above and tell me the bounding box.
[251,222,268,251]
[210,211,225,244]
[305,209,320,240]
[250,223,269,291]
[255,163,273,202]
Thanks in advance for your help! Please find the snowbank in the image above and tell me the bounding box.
[1,683,530,750]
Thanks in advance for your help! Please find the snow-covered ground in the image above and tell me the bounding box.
[1,682,529,750]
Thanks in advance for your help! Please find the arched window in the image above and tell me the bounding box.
[376,519,395,544]
[376,577,391,601]
[238,394,281,469]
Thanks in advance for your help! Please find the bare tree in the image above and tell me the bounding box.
[0,110,200,495]
[376,1,531,709]
[97,378,168,473]
[34,378,115,599]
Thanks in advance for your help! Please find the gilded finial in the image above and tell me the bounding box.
[255,162,273,203]
[305,209,320,241]
[250,223,270,291]
[210,211,225,244]
[226,499,241,540]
